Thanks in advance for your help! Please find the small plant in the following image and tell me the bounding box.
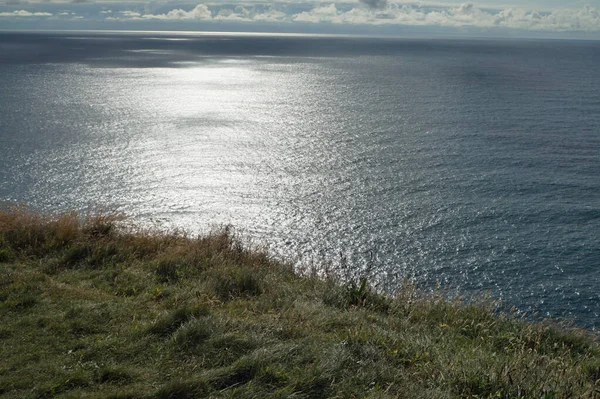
[206,333,257,366]
[147,306,209,337]
[212,268,263,301]
[94,366,134,385]
[172,319,213,350]
[154,378,210,399]
[324,277,390,313]
[452,372,504,398]
[209,356,261,390]
[155,260,177,283]
[82,210,122,238]
[60,245,92,268]
[0,248,12,262]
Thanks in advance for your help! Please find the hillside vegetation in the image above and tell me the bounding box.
[0,206,598,398]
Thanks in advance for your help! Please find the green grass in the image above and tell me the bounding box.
[0,205,599,398]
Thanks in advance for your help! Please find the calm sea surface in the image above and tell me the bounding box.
[1,32,599,327]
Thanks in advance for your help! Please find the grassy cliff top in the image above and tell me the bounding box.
[0,206,598,398]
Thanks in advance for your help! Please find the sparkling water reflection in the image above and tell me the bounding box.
[1,33,599,327]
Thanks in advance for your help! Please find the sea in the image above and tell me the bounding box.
[1,31,598,328]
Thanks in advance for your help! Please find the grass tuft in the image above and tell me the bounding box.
[210,357,261,390]
[0,248,13,262]
[153,378,210,399]
[323,277,391,313]
[147,306,210,337]
[155,259,180,283]
[172,318,213,350]
[94,366,135,385]
[212,267,264,301]
[0,204,122,256]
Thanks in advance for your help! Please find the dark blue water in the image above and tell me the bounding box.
[1,32,599,328]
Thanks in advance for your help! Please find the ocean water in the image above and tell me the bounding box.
[1,32,599,327]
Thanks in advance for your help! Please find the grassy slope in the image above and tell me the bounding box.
[0,207,599,399]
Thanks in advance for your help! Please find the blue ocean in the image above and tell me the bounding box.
[1,32,598,327]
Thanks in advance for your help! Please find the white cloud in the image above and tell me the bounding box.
[291,2,600,31]
[252,8,287,22]
[120,10,140,17]
[0,9,51,16]
[118,4,288,24]
[141,4,212,20]
[213,6,252,21]
[294,3,340,23]
[107,2,600,32]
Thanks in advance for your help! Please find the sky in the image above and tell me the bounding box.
[1,0,600,38]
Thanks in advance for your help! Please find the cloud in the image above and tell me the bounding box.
[252,8,287,22]
[114,3,288,24]
[293,4,339,23]
[213,6,252,22]
[120,10,140,17]
[109,2,600,33]
[360,0,388,10]
[291,2,600,32]
[0,9,51,16]
[140,4,212,20]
